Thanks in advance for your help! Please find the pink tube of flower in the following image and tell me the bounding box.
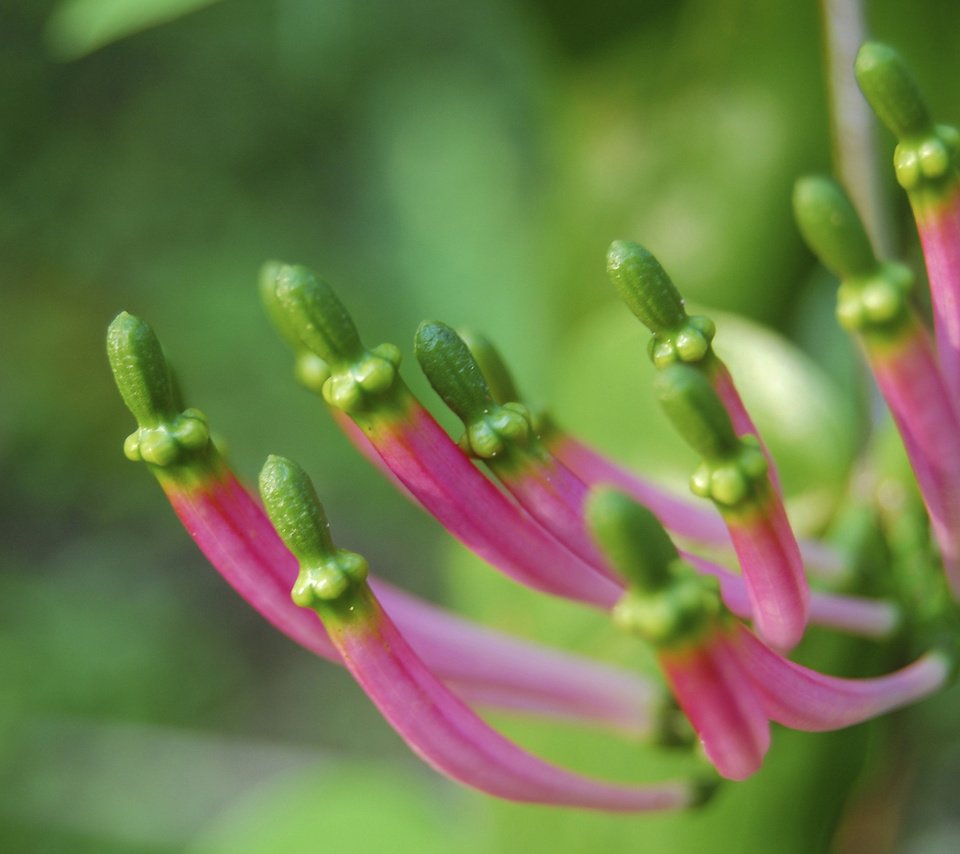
[106,311,658,734]
[258,455,703,812]
[794,175,960,595]
[654,364,809,650]
[856,42,960,413]
[264,264,621,607]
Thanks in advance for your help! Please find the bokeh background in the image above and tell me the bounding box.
[4,0,960,851]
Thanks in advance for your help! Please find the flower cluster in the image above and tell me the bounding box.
[108,42,959,810]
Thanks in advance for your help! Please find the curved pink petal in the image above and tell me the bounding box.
[326,589,695,811]
[734,625,949,732]
[659,627,770,781]
[161,465,652,732]
[725,498,809,651]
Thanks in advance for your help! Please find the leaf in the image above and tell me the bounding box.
[46,0,222,60]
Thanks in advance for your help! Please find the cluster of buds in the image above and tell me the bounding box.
[107,43,960,810]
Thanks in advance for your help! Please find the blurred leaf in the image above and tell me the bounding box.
[46,0,222,60]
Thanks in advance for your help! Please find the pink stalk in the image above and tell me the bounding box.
[162,467,655,731]
[328,588,695,811]
[365,399,621,606]
[725,497,809,651]
[867,323,960,594]
[659,629,770,781]
[710,362,782,493]
[915,191,960,412]
[735,625,950,732]
[686,554,899,640]
[551,431,844,578]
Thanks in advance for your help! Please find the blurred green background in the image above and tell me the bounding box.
[4,0,960,851]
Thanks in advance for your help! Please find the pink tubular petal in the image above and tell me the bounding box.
[725,498,809,651]
[916,191,960,414]
[867,322,960,595]
[659,629,770,781]
[161,466,652,731]
[362,398,621,607]
[735,625,950,732]
[550,432,844,579]
[328,590,694,811]
[686,554,899,640]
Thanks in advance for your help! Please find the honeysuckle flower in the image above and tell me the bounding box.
[253,454,703,811]
[585,488,949,781]
[856,43,960,415]
[793,175,960,596]
[105,35,960,811]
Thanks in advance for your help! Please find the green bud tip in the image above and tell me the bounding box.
[606,240,687,334]
[415,321,496,424]
[258,455,368,605]
[107,312,179,429]
[457,328,522,405]
[654,364,739,462]
[855,42,931,141]
[107,312,211,466]
[793,176,878,279]
[272,264,364,367]
[585,488,679,592]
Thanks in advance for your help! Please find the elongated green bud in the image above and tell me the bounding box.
[655,365,739,460]
[272,264,365,367]
[607,241,686,333]
[655,365,767,508]
[107,312,210,467]
[856,43,960,195]
[586,487,721,646]
[585,489,678,592]
[259,455,368,605]
[415,321,496,424]
[107,312,178,428]
[855,42,931,141]
[416,321,532,459]
[793,177,878,279]
[607,241,717,367]
[457,328,522,405]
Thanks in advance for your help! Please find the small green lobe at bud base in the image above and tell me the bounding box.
[585,488,679,592]
[793,177,878,279]
[855,42,931,140]
[415,321,496,424]
[655,365,739,461]
[272,264,365,367]
[607,241,687,333]
[107,312,178,428]
[457,328,522,405]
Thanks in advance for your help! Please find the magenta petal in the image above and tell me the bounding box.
[329,593,694,811]
[735,625,949,732]
[868,326,960,595]
[726,500,809,651]
[916,193,960,413]
[660,628,770,781]
[164,468,653,731]
[368,401,621,607]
